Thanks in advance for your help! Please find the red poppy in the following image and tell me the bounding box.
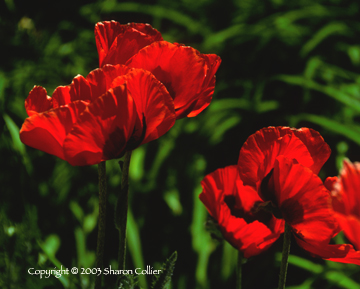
[20,64,175,166]
[269,156,360,265]
[200,126,360,264]
[237,126,331,190]
[325,159,360,251]
[95,21,221,119]
[200,165,284,258]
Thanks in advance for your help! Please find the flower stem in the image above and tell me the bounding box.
[278,222,291,289]
[236,251,243,289]
[95,161,107,289]
[116,151,132,270]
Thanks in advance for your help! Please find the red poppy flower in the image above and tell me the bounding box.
[20,64,175,166]
[269,156,360,265]
[95,21,221,119]
[200,165,284,258]
[200,126,360,265]
[237,126,331,190]
[325,160,360,251]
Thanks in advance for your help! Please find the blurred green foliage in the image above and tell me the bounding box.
[1,0,360,288]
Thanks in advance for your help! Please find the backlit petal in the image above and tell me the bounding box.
[20,101,88,160]
[326,160,360,250]
[25,86,53,116]
[238,127,330,188]
[272,156,337,243]
[295,236,360,265]
[200,166,283,258]
[95,21,163,67]
[111,69,175,146]
[126,41,218,119]
[63,85,137,166]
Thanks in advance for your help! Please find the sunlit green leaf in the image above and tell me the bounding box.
[127,208,147,289]
[325,271,360,289]
[277,75,360,112]
[291,114,360,145]
[301,22,349,57]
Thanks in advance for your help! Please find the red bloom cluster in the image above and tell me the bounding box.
[20,21,221,166]
[95,21,221,119]
[325,160,360,251]
[200,127,360,264]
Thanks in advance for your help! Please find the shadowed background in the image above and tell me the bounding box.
[1,0,360,288]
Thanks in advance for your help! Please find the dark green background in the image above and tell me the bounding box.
[1,0,360,288]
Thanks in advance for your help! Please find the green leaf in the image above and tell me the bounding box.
[81,2,208,36]
[118,274,142,289]
[191,184,215,288]
[277,75,360,112]
[38,235,70,288]
[300,22,349,57]
[291,114,360,145]
[163,189,183,216]
[325,271,360,289]
[348,45,360,66]
[275,253,323,274]
[220,242,237,280]
[127,208,147,289]
[3,114,26,155]
[69,201,84,224]
[151,251,178,289]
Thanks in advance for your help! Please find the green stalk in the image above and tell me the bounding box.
[236,251,243,289]
[95,161,107,289]
[116,151,132,270]
[278,222,292,289]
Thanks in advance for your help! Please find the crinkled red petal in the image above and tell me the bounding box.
[63,85,137,166]
[295,235,360,265]
[272,156,337,243]
[292,127,331,174]
[126,41,218,119]
[95,21,163,67]
[238,127,330,188]
[200,166,283,258]
[110,68,175,146]
[20,101,88,160]
[85,64,133,99]
[52,86,71,108]
[25,86,53,116]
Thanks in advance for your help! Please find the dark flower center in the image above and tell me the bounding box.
[259,168,283,219]
[224,195,273,225]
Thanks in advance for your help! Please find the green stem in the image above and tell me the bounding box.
[278,222,292,289]
[116,151,132,270]
[95,161,107,289]
[236,251,243,289]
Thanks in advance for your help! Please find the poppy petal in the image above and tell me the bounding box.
[20,101,88,160]
[238,127,330,188]
[95,21,163,67]
[238,127,313,188]
[25,86,53,116]
[52,75,93,108]
[69,75,93,102]
[272,156,337,243]
[63,85,138,166]
[52,86,71,108]
[126,41,217,119]
[186,54,221,118]
[292,127,331,174]
[85,64,133,99]
[295,236,360,265]
[200,166,283,258]
[110,68,175,146]
[326,160,360,250]
[334,214,360,251]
